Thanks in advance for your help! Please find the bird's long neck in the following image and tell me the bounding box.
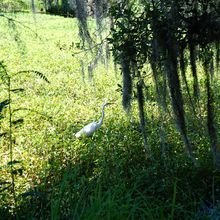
[97,105,105,128]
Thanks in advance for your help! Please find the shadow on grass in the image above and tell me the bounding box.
[1,117,220,219]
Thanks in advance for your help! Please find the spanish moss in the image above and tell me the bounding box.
[137,80,149,154]
[203,48,220,170]
[165,25,194,161]
[121,56,132,111]
[75,0,92,46]
[94,0,108,35]
[80,59,85,82]
[216,42,220,73]
[189,40,200,99]
[151,39,167,112]
[179,44,197,118]
[88,45,104,81]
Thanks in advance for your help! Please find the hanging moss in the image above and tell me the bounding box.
[88,45,104,81]
[73,0,111,81]
[165,36,194,161]
[189,40,200,99]
[151,39,167,112]
[121,56,132,111]
[216,43,220,73]
[179,43,197,117]
[202,46,220,169]
[75,0,92,46]
[94,0,108,31]
[137,80,149,153]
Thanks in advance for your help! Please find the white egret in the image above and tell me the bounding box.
[75,102,112,138]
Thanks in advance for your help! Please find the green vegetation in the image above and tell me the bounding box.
[0,12,220,219]
[0,0,29,12]
[109,0,220,168]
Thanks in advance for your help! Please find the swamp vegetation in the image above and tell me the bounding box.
[0,0,220,219]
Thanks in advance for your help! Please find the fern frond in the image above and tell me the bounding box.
[16,70,50,83]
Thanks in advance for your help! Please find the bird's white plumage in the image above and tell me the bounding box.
[75,102,111,138]
[75,122,99,138]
